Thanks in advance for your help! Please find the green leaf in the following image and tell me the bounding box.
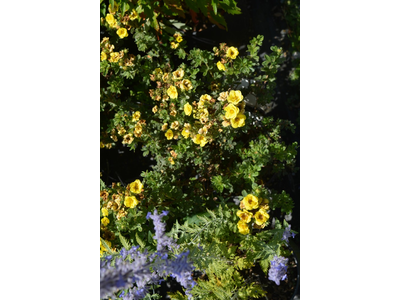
[100,237,114,254]
[135,232,145,248]
[109,0,114,11]
[148,230,154,244]
[121,2,130,16]
[119,234,131,249]
[100,2,107,17]
[211,0,218,15]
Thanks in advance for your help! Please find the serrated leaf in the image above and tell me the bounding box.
[135,232,145,248]
[101,237,114,254]
[119,234,131,249]
[259,258,270,274]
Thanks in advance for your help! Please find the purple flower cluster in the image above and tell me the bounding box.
[100,210,196,300]
[268,255,289,285]
[281,225,296,243]
[146,210,177,252]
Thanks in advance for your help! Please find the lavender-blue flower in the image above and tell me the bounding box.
[268,255,289,286]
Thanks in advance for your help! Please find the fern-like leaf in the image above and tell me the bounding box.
[119,234,131,250]
[135,232,146,249]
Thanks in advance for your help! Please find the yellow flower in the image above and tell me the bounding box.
[243,194,259,210]
[167,86,178,99]
[180,79,193,91]
[154,68,163,79]
[101,217,110,226]
[218,91,229,101]
[162,73,169,82]
[130,9,139,20]
[222,120,231,127]
[152,106,158,113]
[101,51,107,61]
[227,90,243,105]
[124,196,139,208]
[231,113,246,128]
[224,103,239,119]
[184,103,192,116]
[168,157,175,165]
[118,128,126,136]
[172,68,184,80]
[217,61,226,71]
[236,210,253,223]
[170,42,179,49]
[254,209,270,225]
[165,129,174,140]
[122,133,134,144]
[237,220,250,235]
[117,28,128,39]
[199,94,212,104]
[130,179,143,194]
[161,123,169,131]
[109,52,120,63]
[135,123,142,134]
[101,208,108,217]
[192,134,208,147]
[181,128,190,139]
[117,209,128,220]
[226,46,239,59]
[170,121,179,130]
[132,111,141,122]
[174,33,183,43]
[106,14,116,27]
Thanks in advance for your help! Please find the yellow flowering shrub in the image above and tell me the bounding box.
[100,8,298,295]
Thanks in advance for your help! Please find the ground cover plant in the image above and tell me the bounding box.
[100,0,299,299]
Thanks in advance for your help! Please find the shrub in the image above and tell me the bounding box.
[100,1,298,298]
